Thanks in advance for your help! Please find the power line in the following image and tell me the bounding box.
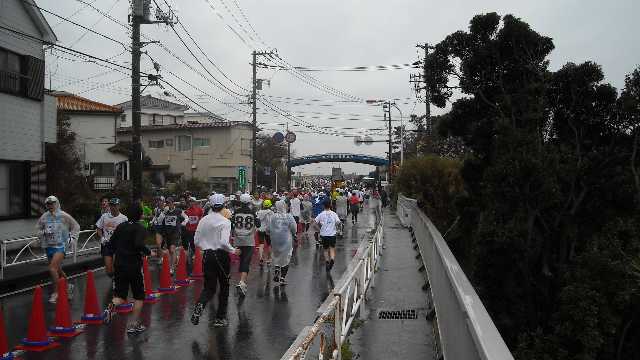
[165,70,251,114]
[20,0,130,51]
[0,25,138,74]
[154,0,248,97]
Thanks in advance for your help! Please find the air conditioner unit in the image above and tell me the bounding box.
[191,164,197,169]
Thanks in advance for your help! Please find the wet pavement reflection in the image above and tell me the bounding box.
[1,206,377,360]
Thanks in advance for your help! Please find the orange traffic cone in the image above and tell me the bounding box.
[157,253,176,293]
[81,271,104,324]
[48,278,82,338]
[0,306,16,359]
[175,248,191,286]
[143,257,159,303]
[16,286,59,351]
[190,247,204,279]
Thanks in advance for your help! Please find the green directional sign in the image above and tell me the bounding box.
[238,166,247,191]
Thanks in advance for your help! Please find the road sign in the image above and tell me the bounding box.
[273,132,285,143]
[238,166,247,190]
[285,132,297,143]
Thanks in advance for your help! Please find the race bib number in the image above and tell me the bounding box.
[44,224,55,241]
[234,214,255,231]
[165,216,177,226]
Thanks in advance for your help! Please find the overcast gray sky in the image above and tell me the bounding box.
[38,0,640,175]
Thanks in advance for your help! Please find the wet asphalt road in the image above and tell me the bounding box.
[1,207,376,360]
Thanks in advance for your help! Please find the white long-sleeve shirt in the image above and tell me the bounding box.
[194,212,235,253]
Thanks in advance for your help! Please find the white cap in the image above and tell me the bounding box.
[45,195,58,204]
[240,194,252,203]
[209,194,225,206]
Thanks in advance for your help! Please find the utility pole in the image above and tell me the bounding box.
[251,50,257,193]
[130,0,174,201]
[411,43,434,154]
[250,49,277,192]
[286,123,291,190]
[130,1,143,202]
[385,102,392,182]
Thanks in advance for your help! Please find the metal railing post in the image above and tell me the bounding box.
[1,241,5,280]
[333,294,342,360]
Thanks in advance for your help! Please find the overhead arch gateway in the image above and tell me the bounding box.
[288,153,388,167]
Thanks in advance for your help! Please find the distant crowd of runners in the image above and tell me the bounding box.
[36,186,387,334]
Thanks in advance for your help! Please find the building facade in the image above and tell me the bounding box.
[0,0,57,220]
[52,92,128,191]
[115,96,253,193]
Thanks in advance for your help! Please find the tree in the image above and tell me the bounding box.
[45,113,96,227]
[414,13,640,359]
[255,133,288,191]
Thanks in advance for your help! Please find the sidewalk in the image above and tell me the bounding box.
[349,209,435,359]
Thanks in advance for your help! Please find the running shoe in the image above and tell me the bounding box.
[213,318,228,327]
[259,259,264,266]
[103,302,116,324]
[126,322,147,334]
[191,303,204,325]
[49,292,58,304]
[279,277,287,285]
[266,260,272,267]
[238,282,248,297]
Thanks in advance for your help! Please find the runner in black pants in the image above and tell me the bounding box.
[190,194,239,328]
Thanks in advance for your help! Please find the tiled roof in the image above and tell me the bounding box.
[115,95,189,111]
[117,121,252,132]
[52,92,123,113]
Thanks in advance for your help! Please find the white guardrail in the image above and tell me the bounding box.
[396,194,514,360]
[281,201,384,360]
[1,230,100,280]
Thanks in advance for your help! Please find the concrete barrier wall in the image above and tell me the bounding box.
[397,195,514,360]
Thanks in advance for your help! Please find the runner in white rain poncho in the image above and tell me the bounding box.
[268,200,297,285]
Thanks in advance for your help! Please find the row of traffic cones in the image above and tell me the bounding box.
[0,247,205,355]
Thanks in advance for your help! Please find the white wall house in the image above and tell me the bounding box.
[0,0,57,221]
[52,91,129,191]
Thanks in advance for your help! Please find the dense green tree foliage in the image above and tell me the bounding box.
[406,12,640,359]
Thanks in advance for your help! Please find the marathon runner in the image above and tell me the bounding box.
[269,200,297,285]
[102,202,151,334]
[161,197,186,274]
[191,194,239,328]
[183,197,204,261]
[96,198,128,278]
[37,195,80,304]
[335,190,348,236]
[315,199,341,272]
[256,199,274,266]
[232,194,260,297]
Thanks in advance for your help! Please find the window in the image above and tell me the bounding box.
[193,137,210,147]
[148,140,164,149]
[177,135,191,151]
[152,114,162,125]
[241,138,251,156]
[120,114,127,124]
[0,48,23,95]
[91,163,115,177]
[0,162,27,218]
[165,138,174,147]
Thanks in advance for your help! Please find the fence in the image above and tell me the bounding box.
[281,200,384,360]
[1,230,100,280]
[396,194,514,360]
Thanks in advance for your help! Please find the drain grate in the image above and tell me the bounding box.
[377,309,418,320]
